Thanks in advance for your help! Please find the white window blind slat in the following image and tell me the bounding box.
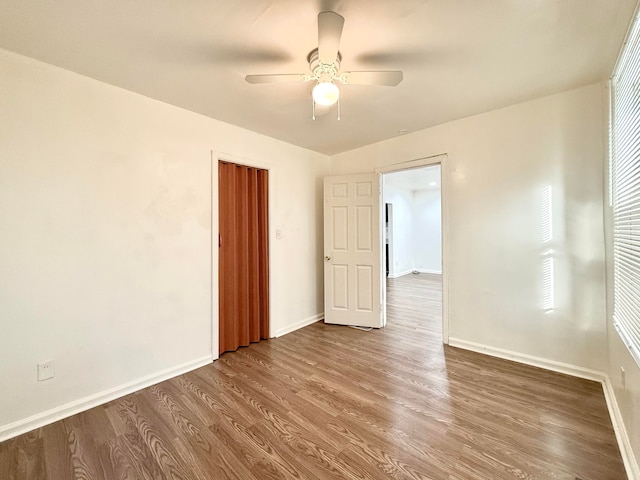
[613,160,640,187]
[620,266,640,288]
[615,262,640,283]
[616,252,640,266]
[613,100,640,135]
[614,215,640,225]
[614,155,640,177]
[612,9,640,367]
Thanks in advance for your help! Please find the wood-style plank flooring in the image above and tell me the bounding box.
[0,273,626,479]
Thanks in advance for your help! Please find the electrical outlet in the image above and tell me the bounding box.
[621,366,626,389]
[38,360,54,381]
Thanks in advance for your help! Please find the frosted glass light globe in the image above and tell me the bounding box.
[312,81,340,106]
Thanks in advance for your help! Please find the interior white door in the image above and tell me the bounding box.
[324,173,383,328]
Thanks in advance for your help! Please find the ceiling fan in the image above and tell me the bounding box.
[245,11,403,119]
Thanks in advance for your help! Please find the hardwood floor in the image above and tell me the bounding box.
[0,273,626,479]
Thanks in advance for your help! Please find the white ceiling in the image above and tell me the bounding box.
[0,1,636,155]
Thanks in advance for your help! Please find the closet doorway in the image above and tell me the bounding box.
[218,160,269,354]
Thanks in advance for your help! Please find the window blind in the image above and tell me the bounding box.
[611,12,640,367]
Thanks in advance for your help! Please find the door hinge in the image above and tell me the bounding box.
[219,234,222,248]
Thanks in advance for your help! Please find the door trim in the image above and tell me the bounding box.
[376,153,450,344]
[211,150,275,360]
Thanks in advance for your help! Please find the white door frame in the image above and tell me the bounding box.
[211,150,275,361]
[376,153,450,344]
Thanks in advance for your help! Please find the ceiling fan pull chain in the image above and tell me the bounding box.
[337,97,341,120]
[312,99,316,120]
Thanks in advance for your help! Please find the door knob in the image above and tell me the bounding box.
[325,256,331,261]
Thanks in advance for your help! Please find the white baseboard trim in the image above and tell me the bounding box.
[388,269,442,278]
[448,337,638,479]
[603,376,640,480]
[388,269,413,278]
[0,355,212,443]
[273,313,324,338]
[447,337,606,381]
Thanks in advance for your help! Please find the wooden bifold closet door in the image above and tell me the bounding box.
[218,161,269,354]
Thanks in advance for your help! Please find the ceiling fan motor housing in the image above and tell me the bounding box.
[307,48,341,80]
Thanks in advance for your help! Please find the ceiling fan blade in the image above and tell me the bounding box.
[339,71,403,86]
[245,74,308,84]
[318,11,344,64]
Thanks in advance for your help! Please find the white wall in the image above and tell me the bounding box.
[413,189,442,273]
[0,48,329,438]
[332,83,608,372]
[383,182,442,276]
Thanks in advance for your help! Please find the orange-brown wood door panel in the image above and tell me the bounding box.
[219,161,269,354]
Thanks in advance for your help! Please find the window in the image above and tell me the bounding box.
[611,13,640,366]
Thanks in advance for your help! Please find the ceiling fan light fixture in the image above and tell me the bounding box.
[245,11,403,119]
[312,81,340,106]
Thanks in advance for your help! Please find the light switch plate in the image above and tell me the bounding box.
[38,360,54,381]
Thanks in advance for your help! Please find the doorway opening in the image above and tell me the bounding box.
[381,162,444,343]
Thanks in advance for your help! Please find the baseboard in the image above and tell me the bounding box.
[388,269,412,278]
[389,269,442,278]
[0,355,212,443]
[273,313,324,338]
[448,337,606,381]
[448,337,639,479]
[603,377,640,480]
